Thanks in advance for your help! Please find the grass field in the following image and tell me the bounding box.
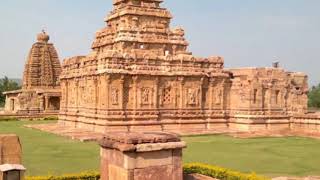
[0,121,99,175]
[0,121,320,177]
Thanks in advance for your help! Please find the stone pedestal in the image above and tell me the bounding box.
[99,132,186,180]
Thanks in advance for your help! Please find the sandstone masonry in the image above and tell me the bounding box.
[57,0,315,134]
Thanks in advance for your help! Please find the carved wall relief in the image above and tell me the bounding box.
[111,87,119,105]
[215,88,223,105]
[141,88,151,105]
[187,88,197,106]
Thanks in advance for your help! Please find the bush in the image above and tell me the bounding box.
[0,116,19,122]
[25,164,268,180]
[43,116,59,121]
[183,163,269,180]
[26,171,100,180]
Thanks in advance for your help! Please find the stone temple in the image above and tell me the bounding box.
[57,0,314,134]
[4,31,62,115]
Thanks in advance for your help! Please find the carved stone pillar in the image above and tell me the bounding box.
[75,79,79,109]
[119,75,125,110]
[132,76,139,110]
[106,75,111,110]
[200,77,205,109]
[65,80,69,110]
[154,77,159,109]
[208,78,216,110]
[39,96,44,111]
[45,96,49,111]
[178,77,185,109]
[220,79,226,109]
[94,77,99,112]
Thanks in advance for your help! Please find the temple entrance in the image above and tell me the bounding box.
[10,99,15,112]
[48,97,60,111]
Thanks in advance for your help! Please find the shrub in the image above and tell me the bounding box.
[25,164,268,180]
[0,116,19,122]
[183,163,269,180]
[43,116,59,121]
[26,171,100,180]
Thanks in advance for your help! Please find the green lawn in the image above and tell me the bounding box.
[183,135,320,177]
[0,121,320,177]
[0,121,100,176]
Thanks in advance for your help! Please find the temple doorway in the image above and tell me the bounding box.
[48,97,60,110]
[10,99,15,111]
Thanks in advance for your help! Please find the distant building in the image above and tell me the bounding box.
[4,31,61,115]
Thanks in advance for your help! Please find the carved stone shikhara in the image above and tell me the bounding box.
[58,0,313,133]
[3,31,62,115]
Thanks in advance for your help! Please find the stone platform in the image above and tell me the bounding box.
[25,124,104,142]
[25,123,240,142]
[25,122,320,142]
[229,129,320,139]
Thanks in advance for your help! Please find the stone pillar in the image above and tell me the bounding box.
[119,75,125,110]
[75,79,79,109]
[154,78,159,109]
[0,134,25,180]
[94,78,98,113]
[65,80,69,110]
[0,134,22,164]
[178,77,184,110]
[132,76,139,110]
[39,96,44,111]
[200,77,205,109]
[208,78,215,110]
[45,96,49,111]
[99,132,186,180]
[106,75,111,110]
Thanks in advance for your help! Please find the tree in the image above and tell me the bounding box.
[0,76,20,107]
[308,84,320,108]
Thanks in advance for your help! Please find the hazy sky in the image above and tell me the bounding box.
[0,0,319,85]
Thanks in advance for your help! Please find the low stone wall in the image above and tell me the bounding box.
[291,114,320,133]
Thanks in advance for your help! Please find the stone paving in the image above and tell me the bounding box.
[25,124,104,142]
[26,122,320,142]
[25,123,241,142]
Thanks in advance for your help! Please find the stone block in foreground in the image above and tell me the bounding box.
[0,134,22,164]
[99,132,186,180]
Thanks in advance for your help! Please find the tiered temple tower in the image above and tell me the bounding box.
[59,0,229,133]
[23,31,61,89]
[4,31,62,115]
[59,0,309,133]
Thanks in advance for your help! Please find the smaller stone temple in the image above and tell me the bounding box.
[3,31,62,115]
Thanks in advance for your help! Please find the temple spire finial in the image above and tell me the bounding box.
[37,29,50,43]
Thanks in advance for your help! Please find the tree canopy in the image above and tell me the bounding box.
[308,84,320,108]
[0,76,21,107]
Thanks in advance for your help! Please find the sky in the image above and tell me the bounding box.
[0,0,319,86]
